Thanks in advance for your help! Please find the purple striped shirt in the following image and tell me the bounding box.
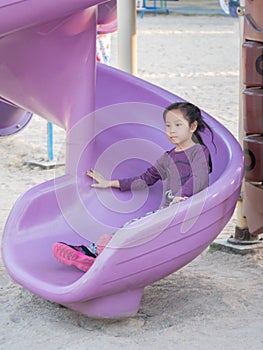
[118,144,210,207]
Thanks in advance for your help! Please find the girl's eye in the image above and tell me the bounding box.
[176,123,182,127]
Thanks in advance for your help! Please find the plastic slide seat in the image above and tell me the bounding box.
[2,63,244,319]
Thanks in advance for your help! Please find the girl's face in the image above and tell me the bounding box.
[165,109,197,150]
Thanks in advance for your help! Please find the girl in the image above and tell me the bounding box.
[52,102,213,271]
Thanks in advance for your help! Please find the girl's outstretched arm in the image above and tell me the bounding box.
[87,169,120,189]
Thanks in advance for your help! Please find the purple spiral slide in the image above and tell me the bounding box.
[0,0,243,318]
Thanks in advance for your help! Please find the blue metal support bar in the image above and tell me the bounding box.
[47,122,54,161]
[138,0,169,18]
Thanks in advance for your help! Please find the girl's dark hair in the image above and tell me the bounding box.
[163,102,215,171]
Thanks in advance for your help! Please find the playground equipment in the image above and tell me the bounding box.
[1,0,244,318]
[137,0,169,18]
[219,0,240,17]
[0,99,32,136]
[212,0,263,250]
[238,0,263,240]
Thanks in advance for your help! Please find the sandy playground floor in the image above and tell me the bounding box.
[0,12,263,350]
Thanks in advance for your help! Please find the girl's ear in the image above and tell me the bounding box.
[190,121,198,132]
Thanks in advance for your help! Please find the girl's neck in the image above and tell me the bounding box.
[174,140,196,152]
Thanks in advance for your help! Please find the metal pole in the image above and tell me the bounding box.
[117,0,137,75]
[238,0,245,145]
[47,122,54,161]
[231,0,250,241]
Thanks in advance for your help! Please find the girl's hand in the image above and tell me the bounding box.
[87,169,111,188]
[169,196,188,206]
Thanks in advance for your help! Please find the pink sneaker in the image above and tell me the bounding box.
[52,242,95,272]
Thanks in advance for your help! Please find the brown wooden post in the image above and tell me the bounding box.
[238,0,263,241]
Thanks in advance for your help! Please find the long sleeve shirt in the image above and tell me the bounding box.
[118,144,210,207]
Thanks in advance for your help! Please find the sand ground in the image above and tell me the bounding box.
[0,11,263,350]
